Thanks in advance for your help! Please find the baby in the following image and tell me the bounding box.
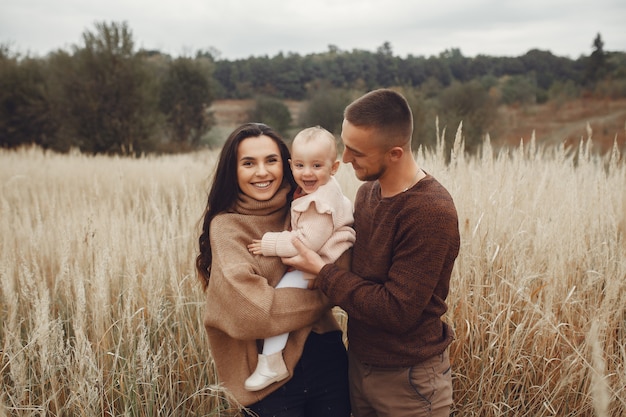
[245,126,356,391]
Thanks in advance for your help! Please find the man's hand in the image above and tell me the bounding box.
[282,237,327,276]
[248,239,263,255]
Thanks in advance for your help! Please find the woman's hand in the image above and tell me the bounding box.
[282,237,326,276]
[248,239,262,255]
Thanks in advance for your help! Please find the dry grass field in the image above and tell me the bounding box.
[1,129,625,416]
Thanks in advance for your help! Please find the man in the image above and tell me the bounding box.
[283,89,460,417]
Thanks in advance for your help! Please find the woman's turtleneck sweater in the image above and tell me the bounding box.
[203,183,342,406]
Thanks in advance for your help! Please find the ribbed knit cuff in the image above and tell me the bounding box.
[261,232,279,256]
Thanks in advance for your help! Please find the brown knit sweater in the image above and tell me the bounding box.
[203,184,341,407]
[317,174,460,367]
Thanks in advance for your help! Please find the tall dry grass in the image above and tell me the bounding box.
[1,129,625,416]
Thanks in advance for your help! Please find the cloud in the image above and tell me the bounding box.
[1,0,624,59]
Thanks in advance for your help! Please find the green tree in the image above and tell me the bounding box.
[440,48,472,82]
[398,55,428,87]
[247,56,275,95]
[54,21,159,154]
[500,75,537,105]
[424,56,452,88]
[375,42,399,86]
[585,32,607,85]
[272,53,306,99]
[300,87,353,135]
[249,96,292,136]
[396,87,434,151]
[159,56,214,147]
[0,48,59,149]
[437,80,497,153]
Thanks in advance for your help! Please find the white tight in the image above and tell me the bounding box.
[262,270,308,355]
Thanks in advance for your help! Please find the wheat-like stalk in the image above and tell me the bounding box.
[1,140,624,416]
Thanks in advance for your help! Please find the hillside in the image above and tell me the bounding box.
[496,98,626,154]
[209,98,626,155]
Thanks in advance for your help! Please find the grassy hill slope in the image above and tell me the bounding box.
[209,98,626,154]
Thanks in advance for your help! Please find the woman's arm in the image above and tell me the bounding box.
[204,215,332,340]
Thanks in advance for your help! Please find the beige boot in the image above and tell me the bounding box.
[244,351,289,391]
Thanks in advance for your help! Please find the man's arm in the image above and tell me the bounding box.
[281,237,327,276]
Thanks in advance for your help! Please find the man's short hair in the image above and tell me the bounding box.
[344,89,413,148]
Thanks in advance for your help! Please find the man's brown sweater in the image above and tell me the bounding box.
[317,174,460,367]
[203,184,341,407]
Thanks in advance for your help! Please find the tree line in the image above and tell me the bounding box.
[1,21,624,154]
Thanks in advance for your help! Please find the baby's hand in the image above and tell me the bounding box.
[248,239,263,255]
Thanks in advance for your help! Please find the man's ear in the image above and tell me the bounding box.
[330,160,340,175]
[387,147,404,161]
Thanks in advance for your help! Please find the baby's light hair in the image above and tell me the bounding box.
[292,126,338,161]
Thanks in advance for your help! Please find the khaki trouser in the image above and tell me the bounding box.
[348,349,452,417]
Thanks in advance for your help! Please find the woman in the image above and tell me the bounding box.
[196,123,351,416]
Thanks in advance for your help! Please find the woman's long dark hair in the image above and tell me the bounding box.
[196,123,295,291]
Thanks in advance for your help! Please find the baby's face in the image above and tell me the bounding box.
[289,138,337,194]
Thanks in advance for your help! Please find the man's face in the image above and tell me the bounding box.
[340,119,388,182]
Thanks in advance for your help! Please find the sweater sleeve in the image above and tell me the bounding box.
[205,215,332,341]
[316,184,459,335]
[260,207,335,257]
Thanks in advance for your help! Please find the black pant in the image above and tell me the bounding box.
[245,330,351,417]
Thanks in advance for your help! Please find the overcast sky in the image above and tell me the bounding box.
[1,0,625,60]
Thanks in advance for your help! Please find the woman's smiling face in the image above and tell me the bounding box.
[236,135,284,201]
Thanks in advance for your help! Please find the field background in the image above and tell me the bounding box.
[1,127,625,415]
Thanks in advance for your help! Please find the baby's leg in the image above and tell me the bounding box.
[263,270,307,355]
[246,270,305,391]
[275,269,308,289]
